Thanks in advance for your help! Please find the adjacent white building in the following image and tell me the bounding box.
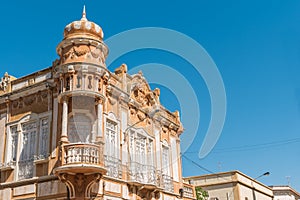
[270,186,300,200]
[184,170,273,200]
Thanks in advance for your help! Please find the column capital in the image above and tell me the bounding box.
[61,95,69,103]
[57,93,70,104]
[96,96,105,104]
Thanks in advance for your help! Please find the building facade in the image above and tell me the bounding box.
[0,8,195,200]
[270,186,300,200]
[184,171,273,200]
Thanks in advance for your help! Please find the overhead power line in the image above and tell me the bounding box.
[184,137,300,154]
[181,153,215,174]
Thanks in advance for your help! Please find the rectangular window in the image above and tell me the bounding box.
[128,130,155,184]
[5,113,51,180]
[18,122,37,180]
[129,130,154,165]
[104,119,122,178]
[10,126,18,163]
[148,139,154,166]
[135,133,146,164]
[105,119,117,158]
[162,146,170,175]
[38,118,49,159]
[20,122,37,161]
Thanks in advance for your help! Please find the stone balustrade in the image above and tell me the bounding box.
[63,142,104,166]
[183,183,195,198]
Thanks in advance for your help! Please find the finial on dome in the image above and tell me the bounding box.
[81,5,87,21]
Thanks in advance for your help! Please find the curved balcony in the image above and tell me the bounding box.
[54,142,107,175]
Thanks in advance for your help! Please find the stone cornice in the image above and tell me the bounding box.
[0,81,50,104]
[0,175,58,189]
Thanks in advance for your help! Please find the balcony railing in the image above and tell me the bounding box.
[183,183,195,198]
[161,173,174,193]
[104,155,122,179]
[127,162,157,186]
[63,142,104,166]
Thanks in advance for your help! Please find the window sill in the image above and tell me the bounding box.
[0,165,15,171]
[34,158,49,165]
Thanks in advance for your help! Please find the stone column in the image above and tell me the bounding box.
[96,99,103,141]
[61,97,69,143]
[5,98,10,123]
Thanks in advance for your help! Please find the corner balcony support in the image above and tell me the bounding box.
[54,142,106,200]
[58,173,102,200]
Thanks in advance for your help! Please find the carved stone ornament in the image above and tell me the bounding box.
[114,64,127,75]
[91,46,101,58]
[75,173,86,195]
[0,72,16,93]
[130,75,159,109]
[74,45,90,57]
[107,96,116,105]
[102,72,109,84]
[12,100,19,108]
[24,95,36,106]
[162,126,168,134]
[18,97,23,108]
[129,106,136,116]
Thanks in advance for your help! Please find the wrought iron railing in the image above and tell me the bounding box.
[161,173,174,193]
[104,155,122,179]
[63,142,104,166]
[127,162,157,185]
[18,160,34,180]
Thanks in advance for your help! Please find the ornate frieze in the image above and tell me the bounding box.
[11,91,48,109]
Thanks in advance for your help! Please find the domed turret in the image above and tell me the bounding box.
[56,6,108,66]
[63,6,104,41]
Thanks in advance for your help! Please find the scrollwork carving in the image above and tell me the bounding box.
[74,45,90,57]
[130,74,160,110]
[12,100,18,108]
[75,173,86,195]
[24,95,36,106]
[107,96,116,105]
[18,97,23,108]
[91,47,101,58]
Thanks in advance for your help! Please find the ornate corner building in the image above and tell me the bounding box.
[0,8,195,200]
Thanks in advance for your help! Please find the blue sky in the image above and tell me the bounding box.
[1,0,300,191]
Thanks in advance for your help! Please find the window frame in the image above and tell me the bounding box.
[104,112,120,159]
[161,140,171,176]
[4,111,51,181]
[128,128,155,167]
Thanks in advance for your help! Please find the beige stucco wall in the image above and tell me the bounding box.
[0,188,11,199]
[185,171,273,200]
[202,183,235,200]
